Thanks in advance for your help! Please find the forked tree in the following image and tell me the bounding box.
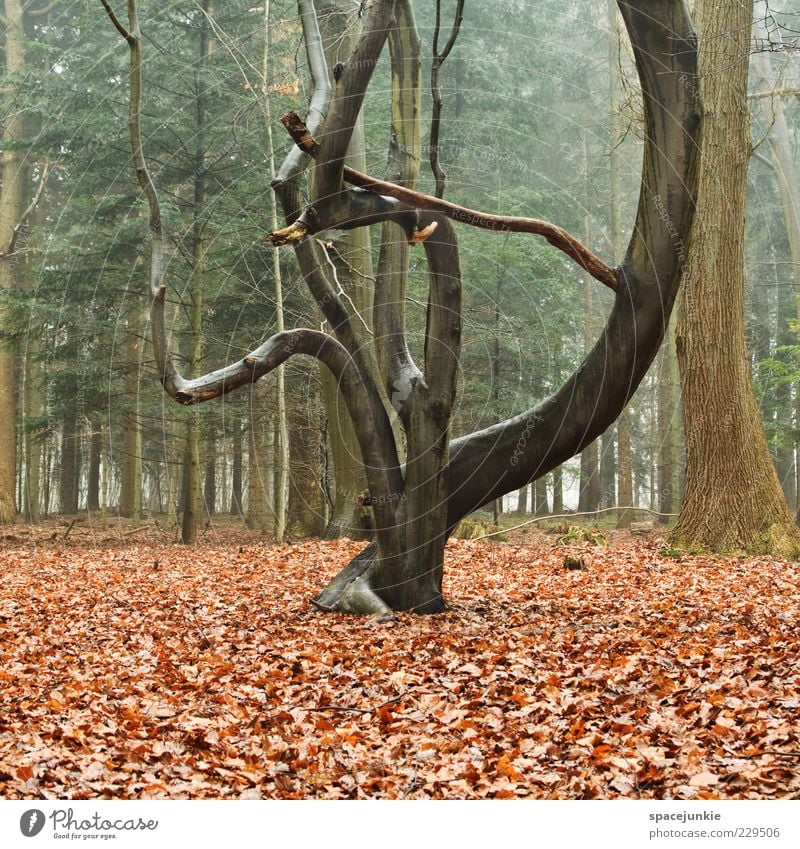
[101,0,701,615]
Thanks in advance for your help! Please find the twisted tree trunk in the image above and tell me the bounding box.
[105,0,701,614]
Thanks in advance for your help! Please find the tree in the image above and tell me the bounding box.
[750,36,800,518]
[103,0,700,613]
[607,0,633,528]
[0,0,28,522]
[671,0,800,559]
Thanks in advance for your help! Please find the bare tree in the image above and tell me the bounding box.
[102,0,700,614]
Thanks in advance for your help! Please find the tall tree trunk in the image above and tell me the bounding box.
[263,0,289,543]
[578,134,600,514]
[119,308,142,521]
[23,352,41,522]
[181,1,211,544]
[607,1,634,529]
[100,421,110,516]
[657,314,681,521]
[752,45,800,516]
[534,477,548,517]
[203,430,216,515]
[672,0,800,557]
[287,398,325,536]
[771,288,796,509]
[230,416,243,516]
[316,1,375,540]
[59,412,80,515]
[22,306,44,523]
[617,407,634,526]
[599,431,616,509]
[165,420,179,525]
[87,427,101,512]
[0,0,26,523]
[246,383,271,533]
[552,469,563,515]
[22,212,45,524]
[515,485,528,515]
[42,441,52,519]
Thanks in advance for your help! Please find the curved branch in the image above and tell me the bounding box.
[444,0,702,523]
[277,111,617,289]
[343,167,617,289]
[177,328,400,545]
[169,329,337,404]
[270,187,435,246]
[98,0,133,43]
[102,0,187,397]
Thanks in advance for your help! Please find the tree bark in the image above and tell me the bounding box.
[515,485,528,515]
[317,1,380,540]
[672,0,800,558]
[0,0,26,523]
[246,382,272,533]
[181,1,211,544]
[657,315,681,521]
[262,0,289,543]
[22,351,42,523]
[181,415,203,540]
[203,430,216,515]
[752,45,800,516]
[552,469,564,515]
[59,411,80,515]
[230,416,243,516]
[87,427,101,512]
[599,431,616,509]
[119,307,142,521]
[287,396,325,537]
[534,477,548,517]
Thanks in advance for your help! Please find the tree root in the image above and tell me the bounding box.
[311,542,446,616]
[312,544,390,615]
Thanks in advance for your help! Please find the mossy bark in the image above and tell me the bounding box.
[671,0,800,559]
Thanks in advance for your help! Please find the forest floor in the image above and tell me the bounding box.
[0,519,798,800]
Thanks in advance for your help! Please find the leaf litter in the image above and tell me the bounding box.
[0,530,798,800]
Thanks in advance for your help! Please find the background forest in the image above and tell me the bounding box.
[2,0,800,540]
